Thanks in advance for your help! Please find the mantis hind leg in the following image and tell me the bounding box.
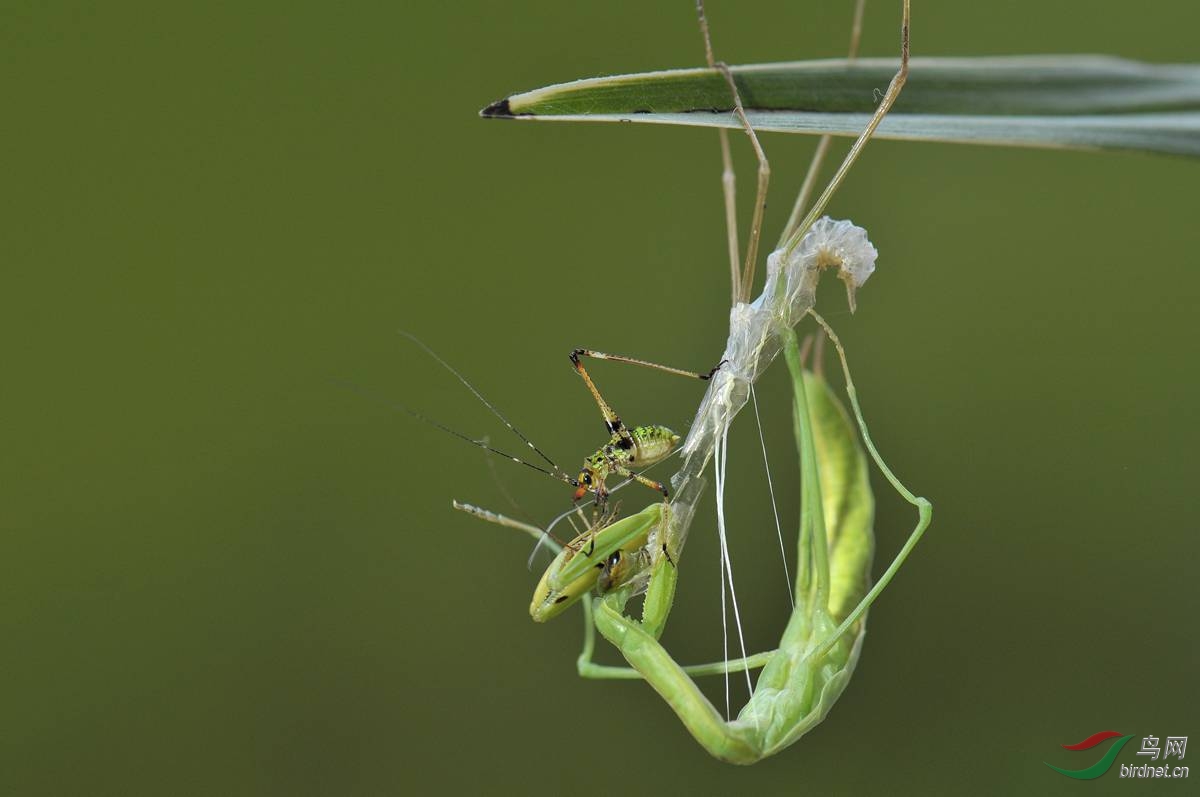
[576,593,778,680]
[801,310,932,663]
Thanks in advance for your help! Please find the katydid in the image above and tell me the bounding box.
[394,330,715,511]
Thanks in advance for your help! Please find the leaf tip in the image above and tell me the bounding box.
[480,97,514,119]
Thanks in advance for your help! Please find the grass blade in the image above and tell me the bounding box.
[482,56,1200,157]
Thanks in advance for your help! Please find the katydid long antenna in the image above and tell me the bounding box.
[397,331,579,487]
[336,376,579,490]
[337,330,584,495]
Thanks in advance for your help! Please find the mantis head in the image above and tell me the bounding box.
[529,502,664,622]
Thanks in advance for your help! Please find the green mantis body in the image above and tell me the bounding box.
[490,290,929,762]
[581,319,929,763]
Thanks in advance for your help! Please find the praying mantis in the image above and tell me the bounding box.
[458,0,932,763]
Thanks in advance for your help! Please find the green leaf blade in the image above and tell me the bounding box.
[482,56,1200,157]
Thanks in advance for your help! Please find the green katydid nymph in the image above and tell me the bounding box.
[565,348,724,503]
[394,332,718,510]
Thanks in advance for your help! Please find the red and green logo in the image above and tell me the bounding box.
[1045,730,1135,780]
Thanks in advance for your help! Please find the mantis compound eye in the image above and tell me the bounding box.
[596,549,625,594]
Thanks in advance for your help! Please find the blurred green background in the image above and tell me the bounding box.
[4,1,1198,794]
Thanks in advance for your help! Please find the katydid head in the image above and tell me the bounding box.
[573,457,610,503]
[571,470,593,502]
